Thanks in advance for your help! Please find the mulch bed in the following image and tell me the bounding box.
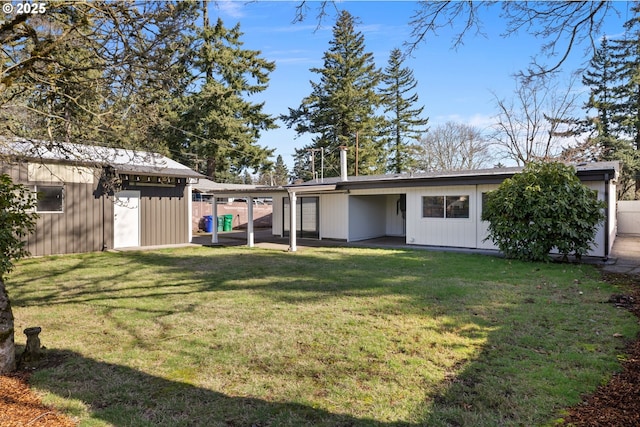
[560,271,640,426]
[1,270,639,426]
[0,370,75,427]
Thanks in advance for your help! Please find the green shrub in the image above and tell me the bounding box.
[482,161,606,262]
[0,174,37,276]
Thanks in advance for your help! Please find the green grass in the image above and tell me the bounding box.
[7,246,639,426]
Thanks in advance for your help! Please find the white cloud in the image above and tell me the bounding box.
[215,0,245,19]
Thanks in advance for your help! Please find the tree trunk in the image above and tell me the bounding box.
[0,277,16,373]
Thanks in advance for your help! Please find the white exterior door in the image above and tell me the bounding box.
[114,191,140,248]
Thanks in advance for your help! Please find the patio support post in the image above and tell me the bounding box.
[289,190,297,252]
[247,196,255,247]
[211,196,218,244]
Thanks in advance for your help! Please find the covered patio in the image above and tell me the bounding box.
[204,186,335,252]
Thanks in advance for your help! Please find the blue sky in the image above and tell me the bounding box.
[210,1,630,170]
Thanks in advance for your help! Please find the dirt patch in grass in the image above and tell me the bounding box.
[561,271,640,426]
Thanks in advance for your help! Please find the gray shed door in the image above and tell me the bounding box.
[114,191,140,248]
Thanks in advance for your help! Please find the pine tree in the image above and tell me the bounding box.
[169,12,277,181]
[2,1,198,152]
[256,156,288,185]
[290,148,314,183]
[282,10,384,177]
[379,48,428,173]
[601,5,640,196]
[273,155,290,185]
[610,7,640,151]
[582,37,618,158]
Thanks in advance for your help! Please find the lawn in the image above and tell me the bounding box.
[6,245,639,426]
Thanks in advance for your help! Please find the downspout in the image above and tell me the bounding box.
[102,192,106,251]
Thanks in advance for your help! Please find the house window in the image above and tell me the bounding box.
[422,195,469,219]
[35,185,63,212]
[422,196,444,218]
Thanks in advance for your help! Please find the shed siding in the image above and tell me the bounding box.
[584,182,607,258]
[1,162,107,256]
[475,184,500,250]
[129,185,189,246]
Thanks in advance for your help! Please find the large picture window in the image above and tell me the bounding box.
[422,195,469,219]
[35,186,64,212]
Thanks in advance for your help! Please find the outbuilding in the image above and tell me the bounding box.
[0,140,203,256]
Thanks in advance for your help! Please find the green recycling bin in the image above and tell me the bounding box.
[217,216,224,232]
[223,214,233,231]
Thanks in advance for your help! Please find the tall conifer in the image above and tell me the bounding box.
[283,10,384,177]
[603,4,640,194]
[169,12,277,181]
[379,48,428,173]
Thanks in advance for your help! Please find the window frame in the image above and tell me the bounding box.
[34,185,64,213]
[422,195,470,219]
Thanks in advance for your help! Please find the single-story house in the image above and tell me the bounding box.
[210,150,619,258]
[0,139,203,256]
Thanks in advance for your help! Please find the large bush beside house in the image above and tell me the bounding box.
[482,161,605,262]
[0,174,37,373]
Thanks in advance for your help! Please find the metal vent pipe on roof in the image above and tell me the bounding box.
[340,146,348,181]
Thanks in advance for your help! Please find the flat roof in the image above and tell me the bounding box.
[287,161,620,191]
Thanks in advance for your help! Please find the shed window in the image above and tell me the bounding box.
[35,186,63,212]
[422,195,469,219]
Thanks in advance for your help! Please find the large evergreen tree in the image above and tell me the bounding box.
[282,10,384,178]
[610,6,640,153]
[290,148,314,183]
[168,12,277,181]
[272,155,290,185]
[379,48,428,173]
[581,6,640,198]
[583,37,616,146]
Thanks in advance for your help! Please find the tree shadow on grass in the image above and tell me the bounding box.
[9,246,635,426]
[26,348,414,427]
[9,246,498,311]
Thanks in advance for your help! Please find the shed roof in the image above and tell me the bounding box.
[1,139,204,180]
